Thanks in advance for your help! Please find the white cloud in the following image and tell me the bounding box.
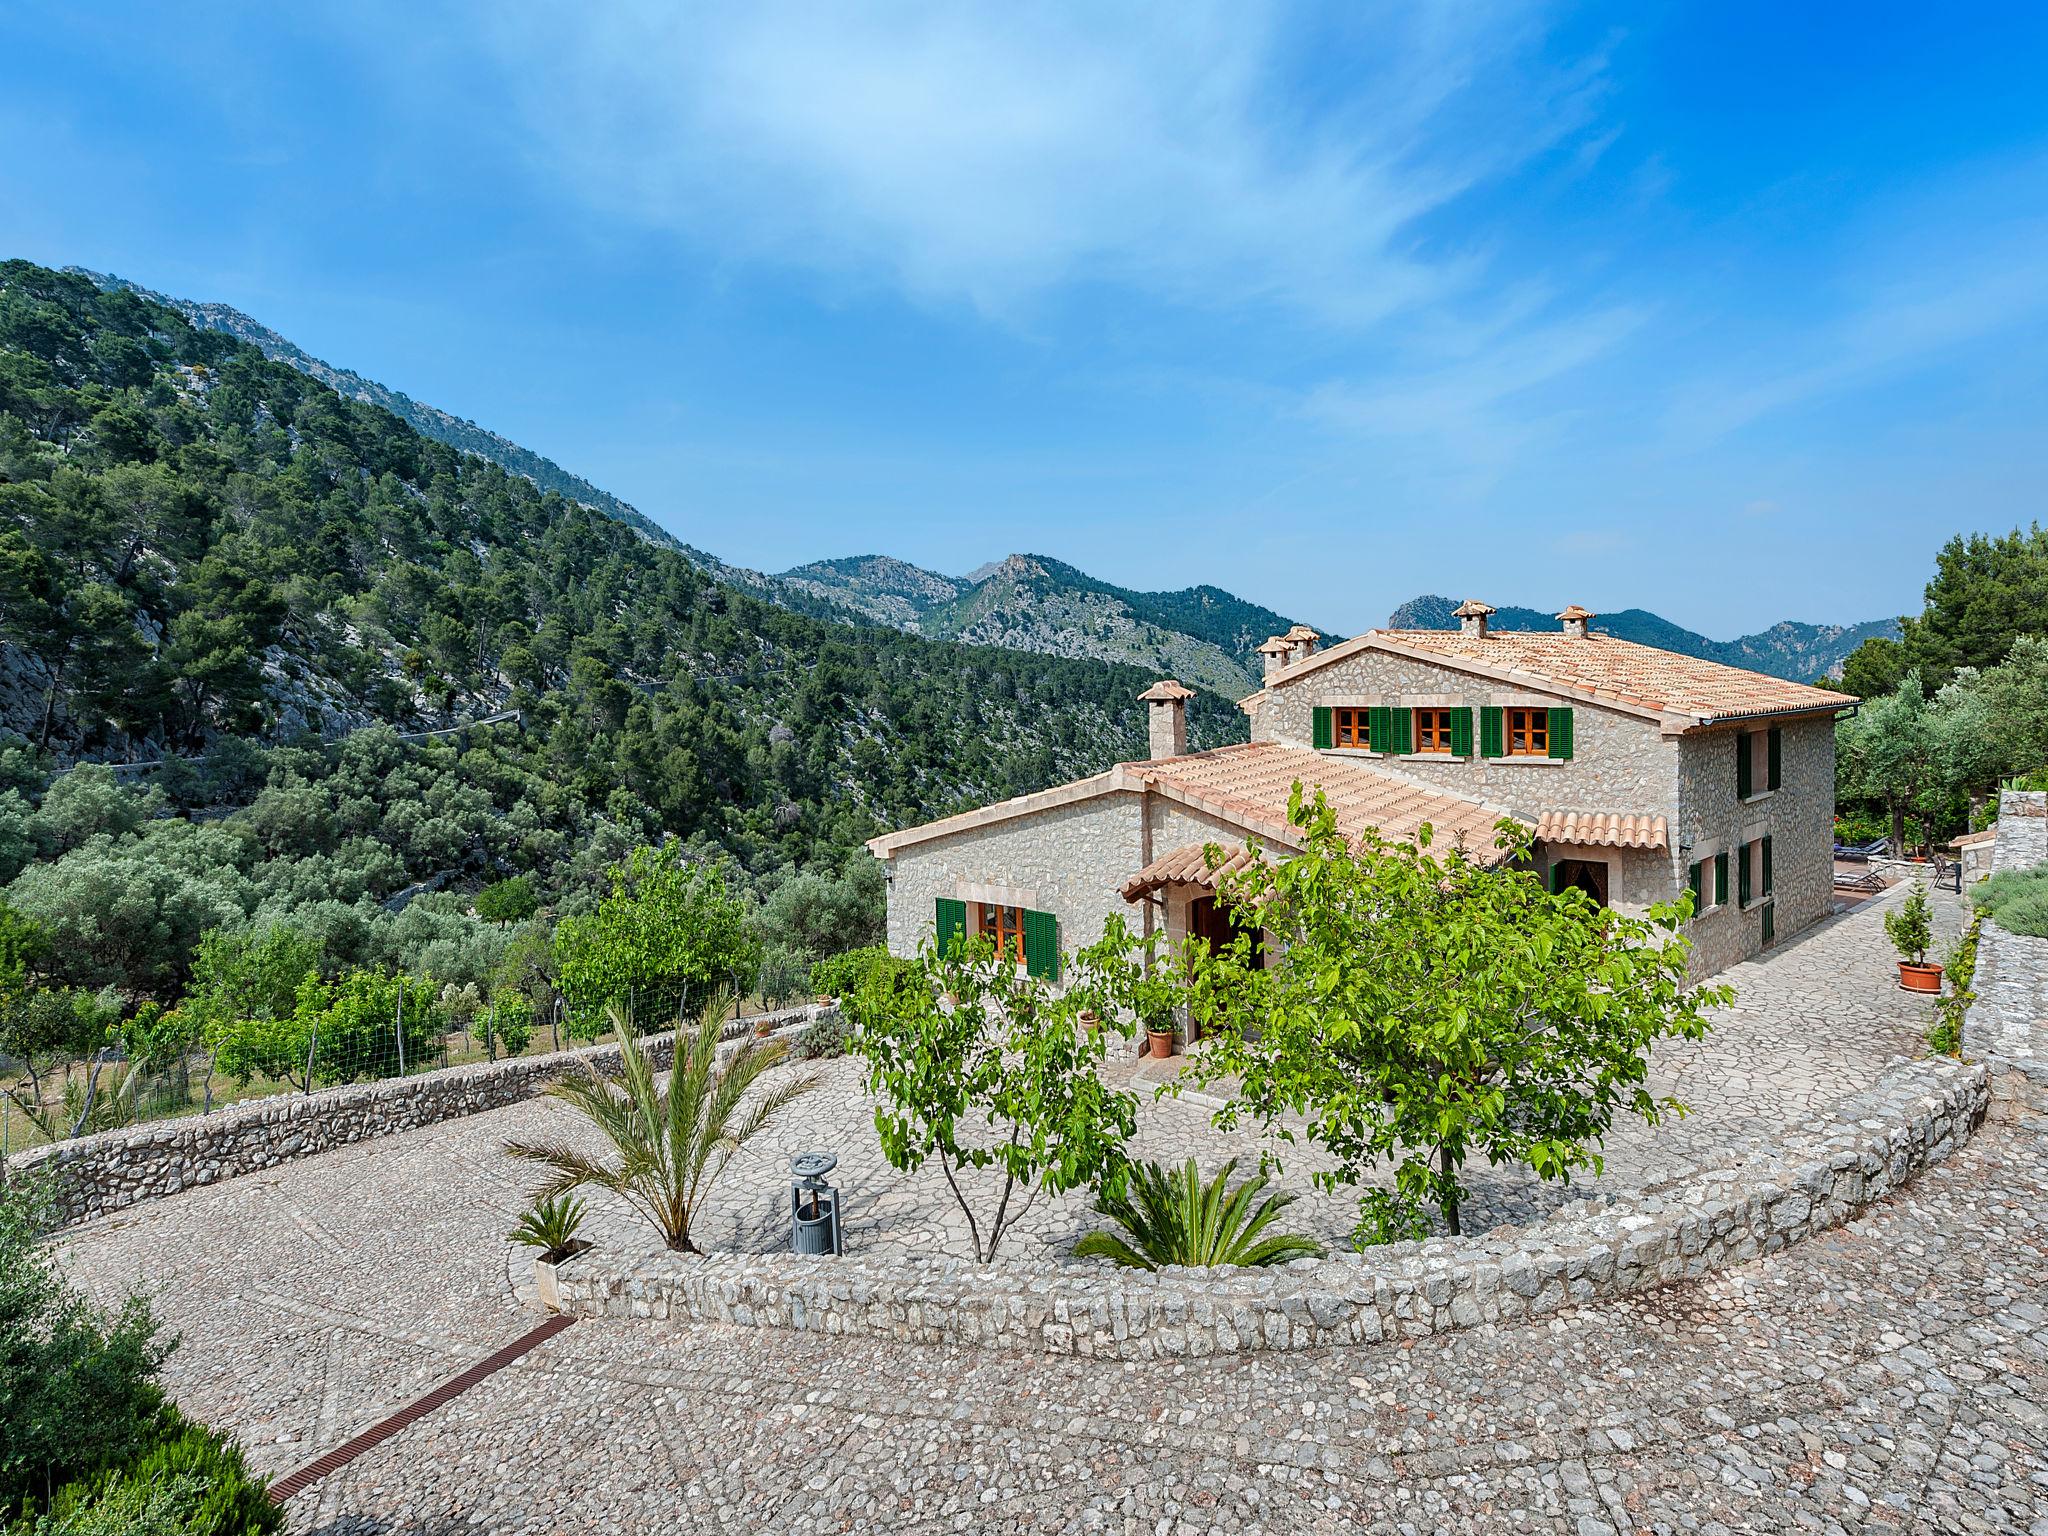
[466,1,1603,324]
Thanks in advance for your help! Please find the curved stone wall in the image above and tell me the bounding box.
[550,1056,1987,1358]
[14,1003,834,1225]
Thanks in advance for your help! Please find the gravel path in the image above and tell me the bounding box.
[56,885,2036,1534]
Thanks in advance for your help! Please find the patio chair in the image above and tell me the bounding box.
[1930,852,1961,893]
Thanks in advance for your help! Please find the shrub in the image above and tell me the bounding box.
[1929,916,1980,1057]
[22,1418,282,1536]
[1972,865,2048,938]
[1884,882,1935,963]
[791,1008,850,1061]
[1075,1157,1323,1271]
[509,1194,586,1264]
[808,945,916,1029]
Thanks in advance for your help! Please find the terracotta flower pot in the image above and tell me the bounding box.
[1146,1028,1176,1058]
[1897,960,1943,993]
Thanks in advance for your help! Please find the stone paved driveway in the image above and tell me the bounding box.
[59,886,2040,1534]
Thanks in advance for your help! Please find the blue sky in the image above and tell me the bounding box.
[4,3,2046,638]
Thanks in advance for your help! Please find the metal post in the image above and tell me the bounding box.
[396,985,406,1076]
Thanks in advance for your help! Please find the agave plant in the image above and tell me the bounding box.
[506,993,818,1253]
[1074,1157,1324,1270]
[510,1193,587,1264]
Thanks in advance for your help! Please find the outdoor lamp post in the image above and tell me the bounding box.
[789,1150,843,1256]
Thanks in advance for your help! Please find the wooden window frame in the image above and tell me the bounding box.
[1505,707,1550,758]
[1413,707,1454,755]
[1332,706,1372,749]
[975,902,1026,965]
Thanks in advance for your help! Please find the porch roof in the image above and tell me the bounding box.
[1531,810,1670,851]
[1119,842,1263,902]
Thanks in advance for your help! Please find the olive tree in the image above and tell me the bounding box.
[1181,788,1730,1244]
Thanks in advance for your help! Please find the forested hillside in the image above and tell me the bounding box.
[0,260,1243,1011]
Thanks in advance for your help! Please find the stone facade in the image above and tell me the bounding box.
[1962,788,2048,1081]
[553,1056,1987,1358]
[14,1003,834,1225]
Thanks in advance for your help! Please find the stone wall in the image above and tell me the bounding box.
[1676,715,1836,977]
[13,1002,835,1226]
[554,1056,1986,1359]
[1962,788,2048,1081]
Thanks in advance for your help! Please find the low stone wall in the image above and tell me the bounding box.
[552,1056,1987,1358]
[13,1002,836,1226]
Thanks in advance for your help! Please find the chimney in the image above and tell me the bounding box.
[1283,624,1321,666]
[1137,680,1193,760]
[1257,635,1293,682]
[1556,604,1594,640]
[1453,599,1495,638]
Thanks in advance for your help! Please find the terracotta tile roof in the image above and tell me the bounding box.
[1532,810,1669,850]
[1949,826,1997,848]
[1136,679,1195,702]
[1120,842,1263,901]
[1267,630,1857,724]
[1135,743,1522,866]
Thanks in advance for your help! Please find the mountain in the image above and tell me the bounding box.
[0,261,1245,883]
[780,552,1311,695]
[1384,595,1900,682]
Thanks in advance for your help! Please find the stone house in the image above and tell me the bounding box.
[867,603,1856,980]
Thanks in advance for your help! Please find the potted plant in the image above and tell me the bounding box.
[512,1193,589,1312]
[1885,882,1942,992]
[1144,1009,1177,1059]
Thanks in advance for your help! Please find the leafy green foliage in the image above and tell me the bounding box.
[1929,916,1979,1057]
[509,1194,586,1265]
[16,1419,282,1536]
[506,995,817,1253]
[853,928,1140,1263]
[1181,790,1728,1242]
[0,1177,174,1513]
[1884,883,1936,964]
[1971,865,2048,938]
[552,846,756,1034]
[474,876,538,925]
[204,967,439,1094]
[1073,1157,1323,1270]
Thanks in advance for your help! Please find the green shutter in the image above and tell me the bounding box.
[1714,850,1729,906]
[1548,862,1565,895]
[1022,908,1060,981]
[1738,843,1752,907]
[1768,727,1782,791]
[1369,705,1392,754]
[1761,834,1773,896]
[1688,860,1704,910]
[1449,707,1474,757]
[1548,707,1574,760]
[1761,902,1775,946]
[1391,707,1414,755]
[1479,705,1504,758]
[1312,706,1333,750]
[935,897,967,956]
[1736,733,1752,799]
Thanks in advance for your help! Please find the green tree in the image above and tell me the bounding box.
[1839,634,1911,700]
[552,846,757,1033]
[1837,674,1938,852]
[853,928,1140,1263]
[474,875,538,925]
[506,995,817,1253]
[1180,790,1728,1242]
[207,966,437,1093]
[1900,523,2048,679]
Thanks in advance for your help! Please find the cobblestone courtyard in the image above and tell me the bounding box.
[58,884,2047,1534]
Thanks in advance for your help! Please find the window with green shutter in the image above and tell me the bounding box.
[935,897,967,956]
[1761,834,1773,897]
[1767,727,1782,791]
[1714,850,1729,907]
[1736,733,1753,799]
[1448,707,1474,757]
[1022,908,1060,981]
[1312,706,1333,750]
[1738,841,1753,906]
[1688,860,1704,910]
[1547,707,1574,760]
[1479,705,1504,758]
[1369,705,1393,754]
[1390,706,1414,755]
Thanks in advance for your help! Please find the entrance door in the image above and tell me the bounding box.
[1188,895,1263,967]
[1552,858,1610,906]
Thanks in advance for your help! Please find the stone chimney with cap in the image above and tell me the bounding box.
[1557,604,1594,640]
[1283,624,1321,666]
[1453,599,1495,638]
[1257,635,1294,682]
[1137,679,1193,760]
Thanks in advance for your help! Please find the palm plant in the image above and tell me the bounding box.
[1074,1156,1324,1270]
[509,1193,587,1264]
[506,993,818,1253]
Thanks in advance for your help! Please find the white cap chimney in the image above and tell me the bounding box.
[1453,599,1495,638]
[1138,679,1193,760]
[1557,604,1594,640]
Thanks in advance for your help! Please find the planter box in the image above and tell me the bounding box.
[533,1240,592,1312]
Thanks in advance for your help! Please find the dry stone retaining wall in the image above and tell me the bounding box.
[13,1002,835,1225]
[1962,788,2048,1081]
[553,1055,1987,1359]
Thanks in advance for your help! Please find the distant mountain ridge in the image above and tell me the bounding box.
[780,552,1314,694]
[1385,595,1899,682]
